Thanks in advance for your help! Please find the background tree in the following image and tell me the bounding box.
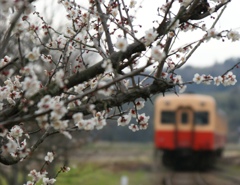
[0,0,239,184]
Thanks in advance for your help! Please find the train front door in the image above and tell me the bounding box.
[175,107,194,149]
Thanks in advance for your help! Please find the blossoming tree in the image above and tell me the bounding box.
[0,0,239,184]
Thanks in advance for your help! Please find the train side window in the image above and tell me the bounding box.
[194,112,209,125]
[181,112,188,124]
[161,111,175,124]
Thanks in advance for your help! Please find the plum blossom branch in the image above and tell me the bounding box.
[95,0,114,54]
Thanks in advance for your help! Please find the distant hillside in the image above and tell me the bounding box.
[177,58,240,93]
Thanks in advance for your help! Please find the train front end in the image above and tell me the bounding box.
[154,94,227,168]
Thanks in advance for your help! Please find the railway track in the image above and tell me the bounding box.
[160,171,240,185]
[162,173,210,185]
[153,151,240,185]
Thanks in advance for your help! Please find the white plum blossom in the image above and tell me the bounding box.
[4,79,14,91]
[44,152,54,163]
[97,81,114,96]
[193,73,204,84]
[14,76,22,88]
[73,112,105,130]
[89,78,98,89]
[227,30,240,42]
[95,117,106,128]
[161,72,168,79]
[178,47,187,53]
[68,8,78,19]
[135,100,145,110]
[67,95,81,109]
[95,112,107,130]
[129,0,137,8]
[151,46,166,61]
[202,74,213,85]
[74,118,85,129]
[117,114,131,126]
[206,28,219,40]
[9,125,23,139]
[137,113,149,124]
[82,118,96,130]
[66,42,76,56]
[20,63,42,76]
[37,95,52,112]
[2,139,18,154]
[26,47,40,62]
[0,55,11,67]
[15,19,29,33]
[172,75,183,84]
[22,76,41,97]
[111,8,118,17]
[46,40,58,49]
[179,85,187,93]
[167,61,175,70]
[28,169,45,183]
[139,123,148,130]
[62,166,71,172]
[129,109,137,117]
[222,71,237,86]
[214,76,223,86]
[52,120,68,131]
[43,177,56,185]
[144,28,158,46]
[36,115,50,129]
[101,73,114,81]
[19,139,27,150]
[73,112,84,128]
[129,124,139,132]
[194,71,237,87]
[42,177,56,185]
[41,54,53,63]
[74,83,86,94]
[115,37,128,52]
[56,35,67,48]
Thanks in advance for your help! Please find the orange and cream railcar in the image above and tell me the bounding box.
[154,94,227,168]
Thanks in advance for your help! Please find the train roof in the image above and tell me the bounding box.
[155,93,216,108]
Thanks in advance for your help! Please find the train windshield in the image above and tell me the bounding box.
[161,111,175,124]
[194,111,209,125]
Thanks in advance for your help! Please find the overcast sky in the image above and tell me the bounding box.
[134,0,240,67]
[35,0,240,68]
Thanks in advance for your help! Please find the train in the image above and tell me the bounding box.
[154,93,228,169]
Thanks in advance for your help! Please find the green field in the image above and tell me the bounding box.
[57,163,153,185]
[57,142,155,185]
